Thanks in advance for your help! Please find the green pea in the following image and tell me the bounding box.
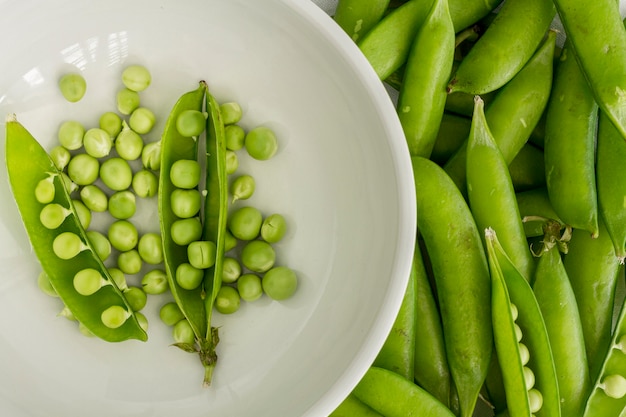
[37,271,58,297]
[117,88,140,115]
[241,240,275,273]
[171,188,201,218]
[170,217,202,246]
[73,268,108,296]
[108,267,128,291]
[187,241,217,269]
[262,266,297,300]
[109,190,137,220]
[601,375,626,399]
[137,232,163,265]
[35,176,55,204]
[132,170,158,198]
[244,126,278,160]
[86,230,112,261]
[260,213,287,243]
[230,174,255,203]
[67,154,99,186]
[58,120,85,150]
[79,184,108,212]
[225,124,245,151]
[176,109,207,137]
[225,150,239,175]
[224,229,237,252]
[83,128,113,158]
[215,286,240,314]
[237,273,263,302]
[129,107,156,135]
[72,199,91,229]
[528,388,543,413]
[141,141,162,170]
[39,203,70,229]
[108,220,138,251]
[135,311,149,332]
[58,73,86,103]
[117,249,143,275]
[124,286,147,311]
[99,111,123,138]
[228,206,263,241]
[169,159,201,189]
[60,172,78,194]
[175,263,204,290]
[141,269,169,295]
[222,257,242,284]
[219,102,243,125]
[100,157,133,191]
[159,301,185,326]
[121,64,151,92]
[173,319,195,345]
[53,231,87,260]
[101,305,131,329]
[49,145,71,171]
[116,122,144,161]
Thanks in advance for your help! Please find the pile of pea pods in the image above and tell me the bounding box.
[331,0,626,416]
[5,65,297,387]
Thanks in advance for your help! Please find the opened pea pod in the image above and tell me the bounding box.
[5,114,147,342]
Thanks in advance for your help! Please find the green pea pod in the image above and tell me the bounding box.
[485,228,560,417]
[447,0,555,94]
[413,156,492,417]
[553,0,626,141]
[583,292,626,416]
[597,111,626,261]
[444,31,556,194]
[515,188,563,238]
[397,0,455,158]
[330,394,383,417]
[565,220,621,380]
[373,256,416,380]
[5,115,147,342]
[508,143,546,193]
[352,366,455,417]
[333,0,391,42]
[413,242,451,406]
[544,42,599,237]
[430,112,471,165]
[466,95,534,281]
[533,220,591,417]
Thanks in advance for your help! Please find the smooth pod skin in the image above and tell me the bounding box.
[413,156,492,417]
[553,0,626,141]
[352,367,455,417]
[466,96,534,281]
[508,143,546,193]
[565,219,621,379]
[5,115,146,343]
[330,394,383,417]
[333,0,390,42]
[397,0,455,158]
[597,111,626,261]
[515,187,563,238]
[430,112,471,164]
[447,0,555,95]
[544,42,599,237]
[533,222,591,417]
[444,31,556,194]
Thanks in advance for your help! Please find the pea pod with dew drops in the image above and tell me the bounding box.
[597,111,626,262]
[352,366,456,417]
[466,95,535,281]
[397,0,455,158]
[533,220,591,417]
[565,219,622,380]
[544,42,599,237]
[444,31,556,195]
[333,0,391,42]
[553,0,626,142]
[5,115,147,343]
[515,188,563,238]
[485,228,560,417]
[447,0,555,95]
[412,156,492,417]
[373,257,415,380]
[329,394,383,417]
[413,242,451,406]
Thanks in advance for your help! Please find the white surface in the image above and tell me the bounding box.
[0,1,415,416]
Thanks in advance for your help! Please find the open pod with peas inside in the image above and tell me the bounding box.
[5,115,147,342]
[485,228,559,417]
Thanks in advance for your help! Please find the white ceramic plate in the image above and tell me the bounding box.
[0,0,415,416]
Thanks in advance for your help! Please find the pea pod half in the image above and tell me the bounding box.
[5,115,147,342]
